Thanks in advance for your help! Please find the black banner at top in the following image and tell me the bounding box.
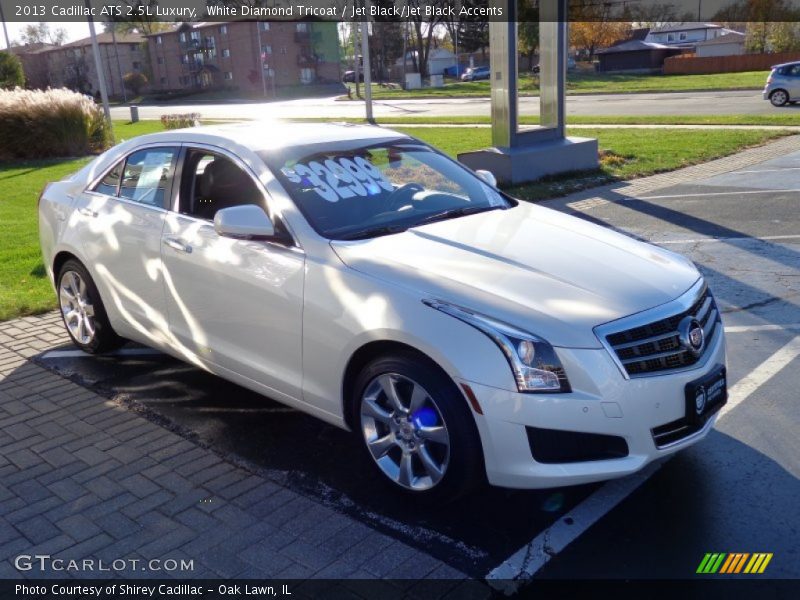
[3,0,800,23]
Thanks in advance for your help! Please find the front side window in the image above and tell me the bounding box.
[261,139,511,240]
[179,150,266,221]
[119,148,178,208]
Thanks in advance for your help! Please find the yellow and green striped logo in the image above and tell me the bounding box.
[696,553,773,574]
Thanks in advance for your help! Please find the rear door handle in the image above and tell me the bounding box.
[163,237,193,254]
[78,207,98,218]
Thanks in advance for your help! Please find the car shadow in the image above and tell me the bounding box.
[33,344,598,576]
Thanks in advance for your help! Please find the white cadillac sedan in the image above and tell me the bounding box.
[39,122,727,501]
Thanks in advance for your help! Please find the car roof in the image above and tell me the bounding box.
[772,61,800,69]
[127,121,411,153]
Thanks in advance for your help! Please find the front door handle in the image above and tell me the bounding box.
[78,207,98,218]
[163,237,193,254]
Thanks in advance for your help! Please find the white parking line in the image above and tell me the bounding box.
[486,336,800,593]
[40,348,164,359]
[638,189,800,200]
[657,234,800,245]
[717,335,800,422]
[724,323,800,333]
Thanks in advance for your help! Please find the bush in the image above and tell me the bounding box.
[160,113,201,129]
[0,88,112,160]
[0,52,25,89]
[123,71,148,96]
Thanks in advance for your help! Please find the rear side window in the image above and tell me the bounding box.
[92,161,123,196]
[119,148,178,208]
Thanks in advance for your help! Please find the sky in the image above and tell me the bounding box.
[2,22,91,49]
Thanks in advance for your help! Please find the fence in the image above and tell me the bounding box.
[664,51,800,75]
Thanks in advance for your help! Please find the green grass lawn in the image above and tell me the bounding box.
[0,120,788,321]
[345,70,768,100]
[302,114,800,127]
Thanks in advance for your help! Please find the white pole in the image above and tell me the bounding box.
[360,1,373,123]
[85,0,113,142]
[255,22,267,98]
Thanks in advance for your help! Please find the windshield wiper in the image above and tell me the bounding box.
[413,204,501,228]
[337,224,408,241]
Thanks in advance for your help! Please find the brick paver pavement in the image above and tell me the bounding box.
[0,312,470,590]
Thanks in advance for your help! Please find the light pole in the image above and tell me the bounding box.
[85,0,113,141]
[360,1,374,123]
[0,2,10,49]
[255,22,267,98]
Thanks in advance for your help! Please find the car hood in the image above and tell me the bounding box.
[331,202,700,348]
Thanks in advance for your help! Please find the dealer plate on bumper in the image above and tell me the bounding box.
[685,364,728,426]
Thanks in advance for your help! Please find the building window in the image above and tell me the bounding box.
[132,61,141,69]
[205,36,215,48]
[281,47,287,55]
[191,31,200,41]
[156,36,162,44]
[219,25,228,35]
[160,77,166,84]
[130,44,137,52]
[179,33,186,42]
[667,33,675,41]
[222,48,230,58]
[259,22,270,31]
[224,72,233,80]
[300,68,314,84]
[679,32,687,40]
[261,44,272,55]
[296,23,308,33]
[157,56,164,65]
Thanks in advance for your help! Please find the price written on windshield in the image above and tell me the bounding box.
[282,157,395,203]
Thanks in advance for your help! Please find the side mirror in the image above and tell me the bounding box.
[475,169,497,188]
[214,205,275,240]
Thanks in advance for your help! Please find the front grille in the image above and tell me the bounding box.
[606,286,720,377]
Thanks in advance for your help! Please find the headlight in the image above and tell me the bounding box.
[423,299,571,393]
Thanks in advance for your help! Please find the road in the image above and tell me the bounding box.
[110,90,787,121]
[32,147,800,585]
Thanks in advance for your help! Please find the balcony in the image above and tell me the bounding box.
[297,54,317,67]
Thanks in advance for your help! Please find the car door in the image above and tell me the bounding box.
[160,145,305,402]
[75,145,179,346]
[787,64,800,98]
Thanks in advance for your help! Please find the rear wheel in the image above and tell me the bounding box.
[57,259,123,354]
[353,352,484,502]
[770,89,789,106]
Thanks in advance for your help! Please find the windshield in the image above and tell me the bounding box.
[261,138,512,240]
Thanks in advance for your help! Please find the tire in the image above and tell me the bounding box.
[770,89,789,107]
[57,259,123,354]
[352,351,484,503]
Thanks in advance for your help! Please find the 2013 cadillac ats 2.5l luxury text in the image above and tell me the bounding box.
[39,122,728,501]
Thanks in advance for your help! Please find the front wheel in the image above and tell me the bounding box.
[353,352,484,502]
[770,89,789,106]
[57,259,123,354]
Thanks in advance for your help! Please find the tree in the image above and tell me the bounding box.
[569,22,632,60]
[0,52,25,89]
[518,1,540,69]
[123,71,148,96]
[18,23,67,46]
[104,1,174,35]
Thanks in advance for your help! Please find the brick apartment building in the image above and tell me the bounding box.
[13,32,146,98]
[146,21,341,95]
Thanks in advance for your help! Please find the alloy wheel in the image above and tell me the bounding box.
[59,270,96,345]
[360,373,450,491]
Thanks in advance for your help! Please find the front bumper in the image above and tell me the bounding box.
[463,321,726,489]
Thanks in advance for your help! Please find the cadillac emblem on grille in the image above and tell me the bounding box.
[679,316,705,356]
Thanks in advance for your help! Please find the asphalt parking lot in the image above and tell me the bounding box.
[25,147,800,585]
